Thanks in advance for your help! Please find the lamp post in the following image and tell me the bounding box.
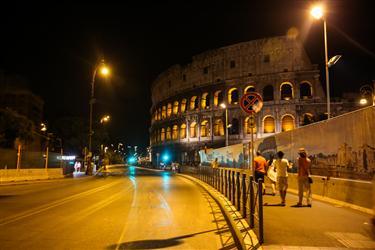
[220,103,229,147]
[88,59,110,175]
[311,6,337,119]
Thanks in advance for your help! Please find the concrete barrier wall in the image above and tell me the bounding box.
[285,173,373,210]
[0,168,64,183]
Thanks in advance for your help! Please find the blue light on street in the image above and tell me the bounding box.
[128,156,136,164]
[163,154,169,161]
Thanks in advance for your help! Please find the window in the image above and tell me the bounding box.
[244,86,255,93]
[181,98,187,113]
[300,82,312,99]
[230,60,236,68]
[263,116,275,133]
[263,85,274,101]
[157,108,161,120]
[244,117,257,134]
[200,120,210,137]
[153,111,157,121]
[281,115,295,132]
[201,92,210,109]
[172,125,178,140]
[173,101,179,114]
[167,103,172,117]
[161,128,165,141]
[166,127,171,140]
[280,82,294,100]
[190,122,197,138]
[190,96,198,110]
[228,88,239,104]
[229,118,239,135]
[203,67,208,74]
[264,55,270,63]
[214,119,224,136]
[180,123,187,139]
[161,106,166,119]
[214,90,223,107]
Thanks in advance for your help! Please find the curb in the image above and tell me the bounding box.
[178,173,262,250]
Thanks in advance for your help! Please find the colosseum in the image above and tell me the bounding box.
[150,36,335,166]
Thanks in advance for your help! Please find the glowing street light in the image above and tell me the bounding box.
[100,115,111,124]
[40,123,47,132]
[100,66,110,76]
[359,83,375,106]
[88,59,110,175]
[310,6,323,20]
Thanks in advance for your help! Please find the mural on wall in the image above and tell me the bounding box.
[199,143,248,168]
[200,107,375,180]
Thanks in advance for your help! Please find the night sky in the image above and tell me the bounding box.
[1,1,374,152]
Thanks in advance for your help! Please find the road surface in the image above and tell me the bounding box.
[0,166,236,249]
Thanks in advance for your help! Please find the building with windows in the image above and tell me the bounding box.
[149,36,345,165]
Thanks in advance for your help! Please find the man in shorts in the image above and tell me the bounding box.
[272,151,291,206]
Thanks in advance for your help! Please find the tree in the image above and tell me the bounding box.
[51,116,110,155]
[0,108,35,148]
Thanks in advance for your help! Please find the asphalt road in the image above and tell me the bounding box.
[0,166,236,250]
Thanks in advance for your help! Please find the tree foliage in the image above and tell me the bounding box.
[51,116,110,156]
[0,108,35,148]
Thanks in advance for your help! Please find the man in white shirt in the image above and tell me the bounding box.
[272,151,291,206]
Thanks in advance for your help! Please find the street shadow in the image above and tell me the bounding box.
[263,203,285,206]
[290,204,311,208]
[107,229,218,249]
[0,195,15,199]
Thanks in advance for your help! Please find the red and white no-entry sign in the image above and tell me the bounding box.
[240,92,263,115]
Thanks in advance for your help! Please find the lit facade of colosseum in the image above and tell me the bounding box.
[150,36,333,165]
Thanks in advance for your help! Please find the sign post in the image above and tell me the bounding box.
[239,92,263,173]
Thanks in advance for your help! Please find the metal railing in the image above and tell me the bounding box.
[181,166,264,245]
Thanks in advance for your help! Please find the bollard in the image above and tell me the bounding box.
[249,176,254,228]
[224,170,228,197]
[242,173,247,218]
[258,178,264,244]
[228,170,232,201]
[232,171,236,205]
[236,172,241,211]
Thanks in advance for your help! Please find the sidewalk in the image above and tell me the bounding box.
[261,189,375,249]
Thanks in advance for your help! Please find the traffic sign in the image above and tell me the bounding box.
[240,92,263,114]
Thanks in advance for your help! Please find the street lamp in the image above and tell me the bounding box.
[88,59,110,174]
[220,103,229,147]
[311,5,342,119]
[100,115,111,124]
[359,83,375,106]
[40,123,47,132]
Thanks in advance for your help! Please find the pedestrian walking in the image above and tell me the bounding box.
[266,154,277,196]
[273,151,291,206]
[211,158,219,169]
[254,151,267,194]
[296,148,312,207]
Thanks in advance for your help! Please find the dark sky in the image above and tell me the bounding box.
[1,1,374,152]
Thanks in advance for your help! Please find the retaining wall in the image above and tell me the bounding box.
[0,168,64,183]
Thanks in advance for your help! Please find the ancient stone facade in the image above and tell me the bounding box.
[150,36,337,165]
